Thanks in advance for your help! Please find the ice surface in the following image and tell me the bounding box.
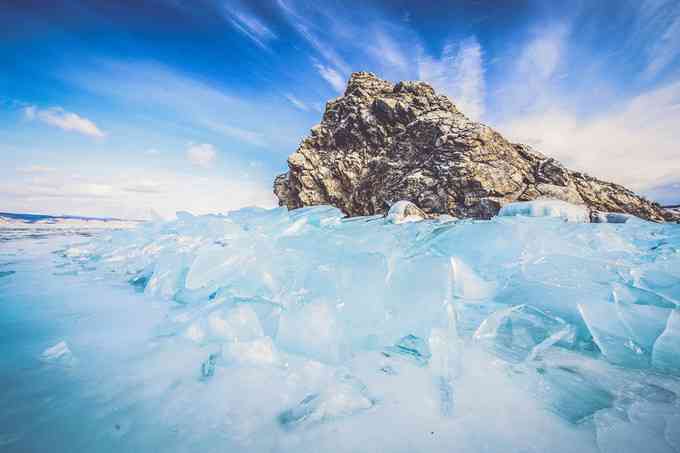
[498,200,590,222]
[2,201,680,452]
[473,304,573,363]
[652,309,680,372]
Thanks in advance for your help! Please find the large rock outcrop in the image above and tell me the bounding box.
[274,72,677,222]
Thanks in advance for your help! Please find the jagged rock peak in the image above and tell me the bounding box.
[274,71,677,222]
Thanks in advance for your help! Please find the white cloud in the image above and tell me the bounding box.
[72,183,114,197]
[284,93,309,111]
[517,28,564,81]
[65,60,306,149]
[493,25,568,116]
[277,0,351,74]
[18,165,56,173]
[418,37,485,120]
[122,180,165,193]
[497,80,680,193]
[314,63,346,93]
[492,22,680,197]
[2,181,115,199]
[24,106,105,137]
[227,9,277,51]
[201,121,268,147]
[638,0,680,78]
[144,148,161,155]
[186,143,218,168]
[370,31,408,71]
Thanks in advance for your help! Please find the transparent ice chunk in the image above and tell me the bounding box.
[473,304,573,363]
[277,303,343,363]
[277,374,373,430]
[450,257,496,302]
[595,408,675,453]
[201,352,219,379]
[429,303,462,416]
[578,303,649,367]
[652,309,680,373]
[223,337,278,366]
[498,200,589,222]
[539,366,614,423]
[144,253,190,300]
[207,305,264,343]
[384,334,431,366]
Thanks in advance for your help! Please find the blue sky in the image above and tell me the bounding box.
[1,0,679,218]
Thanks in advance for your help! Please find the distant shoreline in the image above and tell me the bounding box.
[0,212,139,223]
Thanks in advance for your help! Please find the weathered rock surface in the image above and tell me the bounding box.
[274,72,678,222]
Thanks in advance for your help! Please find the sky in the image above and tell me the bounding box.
[1,0,679,218]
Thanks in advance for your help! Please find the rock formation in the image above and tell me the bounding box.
[274,72,677,222]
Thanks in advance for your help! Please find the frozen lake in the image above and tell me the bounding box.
[1,205,679,452]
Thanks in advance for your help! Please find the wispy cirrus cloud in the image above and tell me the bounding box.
[284,93,309,111]
[23,106,105,137]
[61,60,307,149]
[418,37,485,120]
[636,0,680,79]
[201,120,268,147]
[225,7,277,51]
[492,24,569,118]
[65,60,236,114]
[314,63,345,93]
[369,30,409,74]
[18,165,57,173]
[122,179,165,193]
[277,0,351,75]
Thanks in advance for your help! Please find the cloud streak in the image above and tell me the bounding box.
[24,106,105,137]
[638,0,680,78]
[62,60,310,149]
[226,8,277,51]
[284,93,309,111]
[418,37,485,120]
[277,0,351,74]
[314,63,345,93]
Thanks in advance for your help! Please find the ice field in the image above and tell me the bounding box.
[1,202,680,452]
